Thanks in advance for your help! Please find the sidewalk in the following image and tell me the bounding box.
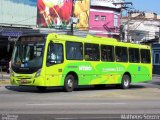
[152,74,160,78]
[0,72,10,80]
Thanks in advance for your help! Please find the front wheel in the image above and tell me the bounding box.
[64,75,75,92]
[121,74,131,89]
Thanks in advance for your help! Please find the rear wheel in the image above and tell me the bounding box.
[121,74,131,89]
[64,75,75,92]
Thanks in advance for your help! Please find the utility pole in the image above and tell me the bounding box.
[68,0,80,35]
[113,2,133,41]
[70,0,74,35]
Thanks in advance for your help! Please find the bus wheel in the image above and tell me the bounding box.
[121,74,131,89]
[36,86,47,92]
[64,75,75,92]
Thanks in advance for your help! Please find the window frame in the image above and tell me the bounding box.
[154,52,160,65]
[84,43,100,61]
[129,48,140,63]
[95,15,99,21]
[101,16,106,21]
[101,45,114,62]
[115,46,128,62]
[114,14,118,27]
[140,49,151,64]
[46,42,64,67]
[66,41,83,60]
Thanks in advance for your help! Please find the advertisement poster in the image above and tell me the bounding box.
[37,0,90,30]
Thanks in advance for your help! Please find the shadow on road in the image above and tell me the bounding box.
[151,81,160,85]
[5,84,146,93]
[5,86,64,93]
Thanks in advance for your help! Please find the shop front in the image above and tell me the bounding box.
[0,27,40,72]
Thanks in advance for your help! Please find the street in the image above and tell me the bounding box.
[0,75,160,120]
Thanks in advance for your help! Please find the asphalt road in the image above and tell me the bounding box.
[0,76,160,120]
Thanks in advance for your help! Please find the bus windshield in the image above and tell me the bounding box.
[11,36,45,73]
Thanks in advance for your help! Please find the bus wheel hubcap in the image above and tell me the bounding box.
[124,79,129,87]
[67,79,73,88]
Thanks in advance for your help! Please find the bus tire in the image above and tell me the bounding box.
[36,86,47,92]
[121,74,131,89]
[64,75,75,92]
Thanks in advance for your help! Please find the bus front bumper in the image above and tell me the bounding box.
[10,74,45,86]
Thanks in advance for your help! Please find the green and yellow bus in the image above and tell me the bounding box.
[10,33,152,92]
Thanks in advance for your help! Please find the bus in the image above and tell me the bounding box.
[10,33,152,92]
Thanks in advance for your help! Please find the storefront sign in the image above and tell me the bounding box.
[2,31,22,37]
[8,36,19,42]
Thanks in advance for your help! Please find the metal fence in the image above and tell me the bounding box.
[0,66,4,81]
[0,66,10,81]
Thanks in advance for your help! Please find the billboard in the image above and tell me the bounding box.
[37,0,90,30]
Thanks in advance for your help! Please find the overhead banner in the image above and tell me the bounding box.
[37,0,90,30]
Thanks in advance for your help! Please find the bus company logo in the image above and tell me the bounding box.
[79,66,92,71]
[103,68,117,72]
[103,67,124,72]
[117,67,124,71]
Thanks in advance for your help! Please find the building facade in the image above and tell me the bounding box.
[0,0,39,71]
[122,12,160,42]
[122,12,160,74]
[152,43,160,75]
[89,0,122,39]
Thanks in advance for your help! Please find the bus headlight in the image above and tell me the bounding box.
[35,69,41,78]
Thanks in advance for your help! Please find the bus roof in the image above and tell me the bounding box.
[47,33,151,49]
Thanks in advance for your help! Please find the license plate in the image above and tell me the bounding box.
[20,79,28,84]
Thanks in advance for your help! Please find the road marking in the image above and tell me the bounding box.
[55,117,120,120]
[26,102,126,106]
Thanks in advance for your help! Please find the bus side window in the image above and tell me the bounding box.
[115,46,128,62]
[129,48,140,63]
[141,49,151,63]
[85,43,100,61]
[66,41,83,60]
[47,42,63,66]
[101,45,114,62]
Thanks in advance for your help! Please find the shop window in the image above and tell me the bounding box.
[154,52,160,65]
